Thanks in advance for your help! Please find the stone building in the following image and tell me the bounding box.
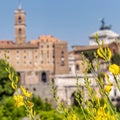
[55,21,120,105]
[0,6,69,101]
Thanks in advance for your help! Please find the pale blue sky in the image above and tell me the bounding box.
[0,0,120,50]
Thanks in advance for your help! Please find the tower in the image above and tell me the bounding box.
[14,5,26,44]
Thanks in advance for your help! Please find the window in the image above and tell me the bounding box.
[18,28,22,36]
[16,50,19,53]
[76,64,79,71]
[41,51,43,60]
[61,61,65,66]
[47,50,49,58]
[114,89,117,96]
[41,72,47,82]
[61,51,64,56]
[18,17,22,24]
[47,45,49,48]
[33,88,36,91]
[35,49,37,52]
[61,57,65,66]
[35,72,38,76]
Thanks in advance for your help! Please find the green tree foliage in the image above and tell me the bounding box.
[83,50,95,62]
[111,53,120,65]
[0,97,25,120]
[0,59,16,99]
[31,95,52,111]
[83,50,96,73]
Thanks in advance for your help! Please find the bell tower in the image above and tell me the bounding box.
[14,5,26,44]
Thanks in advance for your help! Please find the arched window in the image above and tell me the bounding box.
[18,17,22,24]
[18,28,22,36]
[41,72,47,82]
[76,64,79,71]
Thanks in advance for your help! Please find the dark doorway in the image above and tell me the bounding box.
[71,92,81,106]
[41,72,47,82]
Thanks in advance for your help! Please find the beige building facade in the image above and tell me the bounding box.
[0,6,69,101]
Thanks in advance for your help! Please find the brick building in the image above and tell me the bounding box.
[0,6,69,101]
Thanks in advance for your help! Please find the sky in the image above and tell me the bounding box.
[0,0,120,50]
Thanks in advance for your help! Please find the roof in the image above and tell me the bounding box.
[0,40,38,49]
[30,35,66,44]
[72,44,110,52]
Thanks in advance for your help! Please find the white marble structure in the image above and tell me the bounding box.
[89,19,120,45]
[54,72,120,106]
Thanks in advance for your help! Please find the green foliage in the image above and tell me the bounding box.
[39,110,63,120]
[83,50,95,73]
[31,95,52,111]
[0,59,16,99]
[111,53,120,65]
[0,97,25,120]
[83,50,95,62]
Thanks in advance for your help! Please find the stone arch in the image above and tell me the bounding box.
[71,91,81,106]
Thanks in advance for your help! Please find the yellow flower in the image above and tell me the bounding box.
[14,95,24,107]
[72,114,77,120]
[97,47,105,59]
[97,47,112,61]
[26,100,34,109]
[104,83,113,94]
[109,64,120,75]
[20,85,32,98]
[11,82,17,90]
[107,48,112,61]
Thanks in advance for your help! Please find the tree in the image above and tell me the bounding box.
[83,50,96,73]
[111,54,120,65]
[0,59,16,99]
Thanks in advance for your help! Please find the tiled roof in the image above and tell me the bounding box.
[30,35,66,44]
[72,44,111,52]
[0,40,38,49]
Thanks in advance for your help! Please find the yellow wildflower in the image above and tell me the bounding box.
[11,82,17,90]
[109,64,120,75]
[26,100,34,109]
[107,48,112,61]
[13,95,24,107]
[97,47,112,61]
[104,73,110,83]
[20,85,32,98]
[104,83,113,94]
[72,114,77,120]
[97,47,105,59]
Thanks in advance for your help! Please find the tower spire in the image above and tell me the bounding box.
[18,0,22,10]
